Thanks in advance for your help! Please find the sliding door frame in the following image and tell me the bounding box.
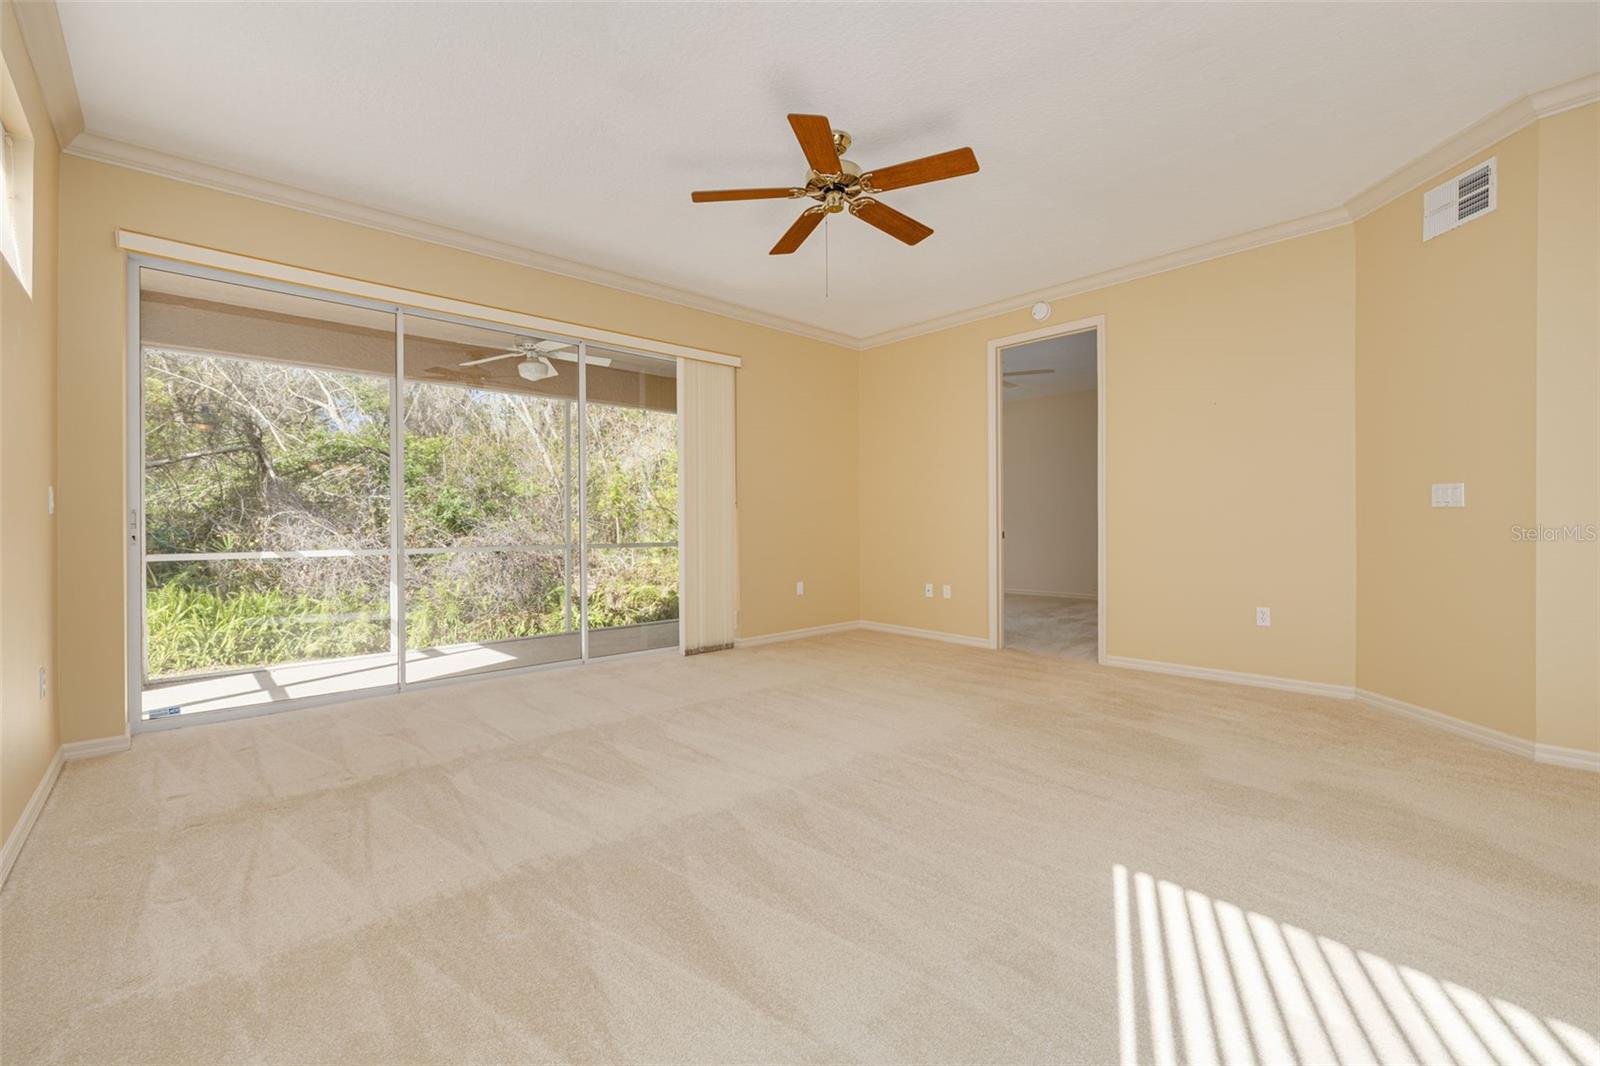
[392,310,408,687]
[126,255,683,735]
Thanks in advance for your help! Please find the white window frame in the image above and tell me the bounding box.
[0,65,35,293]
[127,255,686,733]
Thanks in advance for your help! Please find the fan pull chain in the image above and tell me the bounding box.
[824,215,830,299]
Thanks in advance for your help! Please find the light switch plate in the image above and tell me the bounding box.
[795,580,804,596]
[1256,607,1271,627]
[942,584,951,599]
[923,583,934,598]
[1431,483,1466,508]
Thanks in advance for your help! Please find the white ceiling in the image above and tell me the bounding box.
[56,2,1598,343]
[1003,332,1097,401]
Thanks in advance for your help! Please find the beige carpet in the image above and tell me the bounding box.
[2,631,1595,1065]
[1004,594,1099,661]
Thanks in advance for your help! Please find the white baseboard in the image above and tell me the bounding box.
[1,733,133,888]
[856,621,991,648]
[1103,664,1597,772]
[1,747,64,888]
[62,735,132,760]
[734,619,990,650]
[1005,588,1098,601]
[743,624,1600,772]
[1354,689,1537,760]
[1104,655,1357,700]
[1534,743,1600,772]
[734,621,862,648]
[1355,690,1598,772]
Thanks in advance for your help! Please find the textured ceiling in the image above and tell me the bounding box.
[57,2,1599,341]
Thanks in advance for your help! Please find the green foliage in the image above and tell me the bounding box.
[144,350,679,679]
[146,576,388,678]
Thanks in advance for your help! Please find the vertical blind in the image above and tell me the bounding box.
[678,359,738,653]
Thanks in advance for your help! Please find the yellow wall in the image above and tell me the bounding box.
[1355,129,1541,737]
[861,227,1358,686]
[1534,105,1600,753]
[55,156,859,745]
[39,97,1600,760]
[859,108,1593,754]
[1354,117,1594,747]
[1,0,61,843]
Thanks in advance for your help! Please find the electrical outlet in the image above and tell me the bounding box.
[942,584,951,599]
[1256,607,1271,627]
[795,580,805,596]
[924,583,934,598]
[38,667,47,699]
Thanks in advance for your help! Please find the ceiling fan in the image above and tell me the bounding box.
[456,339,610,382]
[1003,368,1052,390]
[691,114,979,255]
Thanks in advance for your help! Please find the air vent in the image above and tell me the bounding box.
[1423,158,1497,241]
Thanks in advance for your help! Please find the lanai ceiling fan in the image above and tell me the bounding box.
[456,339,610,382]
[691,114,979,254]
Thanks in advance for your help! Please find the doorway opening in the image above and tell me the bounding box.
[988,317,1104,661]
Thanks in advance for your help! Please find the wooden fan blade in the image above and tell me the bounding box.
[691,187,798,203]
[851,199,934,246]
[863,147,979,192]
[788,114,841,174]
[770,208,826,255]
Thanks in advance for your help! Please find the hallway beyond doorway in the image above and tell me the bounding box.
[1003,594,1097,660]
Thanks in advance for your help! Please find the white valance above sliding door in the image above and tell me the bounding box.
[677,359,738,654]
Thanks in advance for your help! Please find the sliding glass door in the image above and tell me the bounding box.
[134,263,680,726]
[400,314,581,679]
[583,347,680,658]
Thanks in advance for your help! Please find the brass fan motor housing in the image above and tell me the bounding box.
[802,131,869,213]
[688,114,978,254]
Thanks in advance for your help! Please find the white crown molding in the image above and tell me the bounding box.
[856,207,1354,349]
[10,0,84,146]
[69,120,1346,352]
[66,132,861,350]
[49,41,1598,352]
[1342,72,1600,221]
[857,72,1598,350]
